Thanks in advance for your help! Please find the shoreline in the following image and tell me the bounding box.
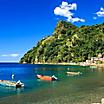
[22,62,79,66]
[96,64,104,68]
[22,62,104,68]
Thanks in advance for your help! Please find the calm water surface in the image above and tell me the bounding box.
[0,63,104,104]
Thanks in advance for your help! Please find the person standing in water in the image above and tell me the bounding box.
[12,74,15,80]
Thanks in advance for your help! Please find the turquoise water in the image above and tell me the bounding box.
[0,63,104,104]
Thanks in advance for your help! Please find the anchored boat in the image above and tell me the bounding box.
[0,80,24,88]
[37,74,58,81]
[67,71,82,76]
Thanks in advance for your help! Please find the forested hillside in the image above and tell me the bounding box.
[20,20,104,64]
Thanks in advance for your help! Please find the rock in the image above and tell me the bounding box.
[101,98,104,104]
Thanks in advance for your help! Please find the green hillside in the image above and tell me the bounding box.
[20,20,104,64]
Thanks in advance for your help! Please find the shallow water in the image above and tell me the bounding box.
[0,63,104,104]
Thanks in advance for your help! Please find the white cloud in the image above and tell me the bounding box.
[68,17,85,23]
[93,17,97,20]
[96,7,104,17]
[54,1,85,23]
[10,54,19,57]
[1,54,20,57]
[60,2,77,10]
[2,54,8,57]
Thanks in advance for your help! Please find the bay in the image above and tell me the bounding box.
[0,63,104,104]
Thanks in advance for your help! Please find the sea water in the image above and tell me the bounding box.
[0,63,104,104]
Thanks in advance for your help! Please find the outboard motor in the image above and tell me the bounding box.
[51,75,58,81]
[16,80,24,88]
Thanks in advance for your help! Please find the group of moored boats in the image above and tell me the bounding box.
[37,71,82,81]
[0,70,82,88]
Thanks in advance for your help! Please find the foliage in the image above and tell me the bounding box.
[20,20,104,63]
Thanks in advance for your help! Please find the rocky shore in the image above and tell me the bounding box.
[96,64,104,68]
[23,62,104,69]
[92,98,104,104]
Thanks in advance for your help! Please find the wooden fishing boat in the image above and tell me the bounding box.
[67,71,82,75]
[37,74,58,81]
[0,80,24,88]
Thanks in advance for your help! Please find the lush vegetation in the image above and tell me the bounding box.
[20,20,104,64]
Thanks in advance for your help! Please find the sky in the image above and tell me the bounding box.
[0,0,104,62]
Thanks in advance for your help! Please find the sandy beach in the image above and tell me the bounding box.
[96,64,104,68]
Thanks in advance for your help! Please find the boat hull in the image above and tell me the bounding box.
[67,72,81,75]
[37,75,57,81]
[0,80,24,88]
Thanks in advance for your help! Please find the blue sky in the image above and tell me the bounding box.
[0,0,104,62]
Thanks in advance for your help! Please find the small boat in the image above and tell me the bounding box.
[67,71,82,76]
[0,80,24,88]
[90,65,97,68]
[37,74,58,81]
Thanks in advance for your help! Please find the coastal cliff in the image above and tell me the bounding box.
[20,20,104,64]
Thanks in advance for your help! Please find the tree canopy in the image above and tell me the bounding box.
[20,20,104,64]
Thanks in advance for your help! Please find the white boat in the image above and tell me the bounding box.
[0,80,24,88]
[67,71,82,75]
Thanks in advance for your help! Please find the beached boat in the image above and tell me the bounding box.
[67,71,82,75]
[37,74,58,81]
[0,80,24,88]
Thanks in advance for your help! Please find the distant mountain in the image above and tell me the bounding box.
[20,20,104,64]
